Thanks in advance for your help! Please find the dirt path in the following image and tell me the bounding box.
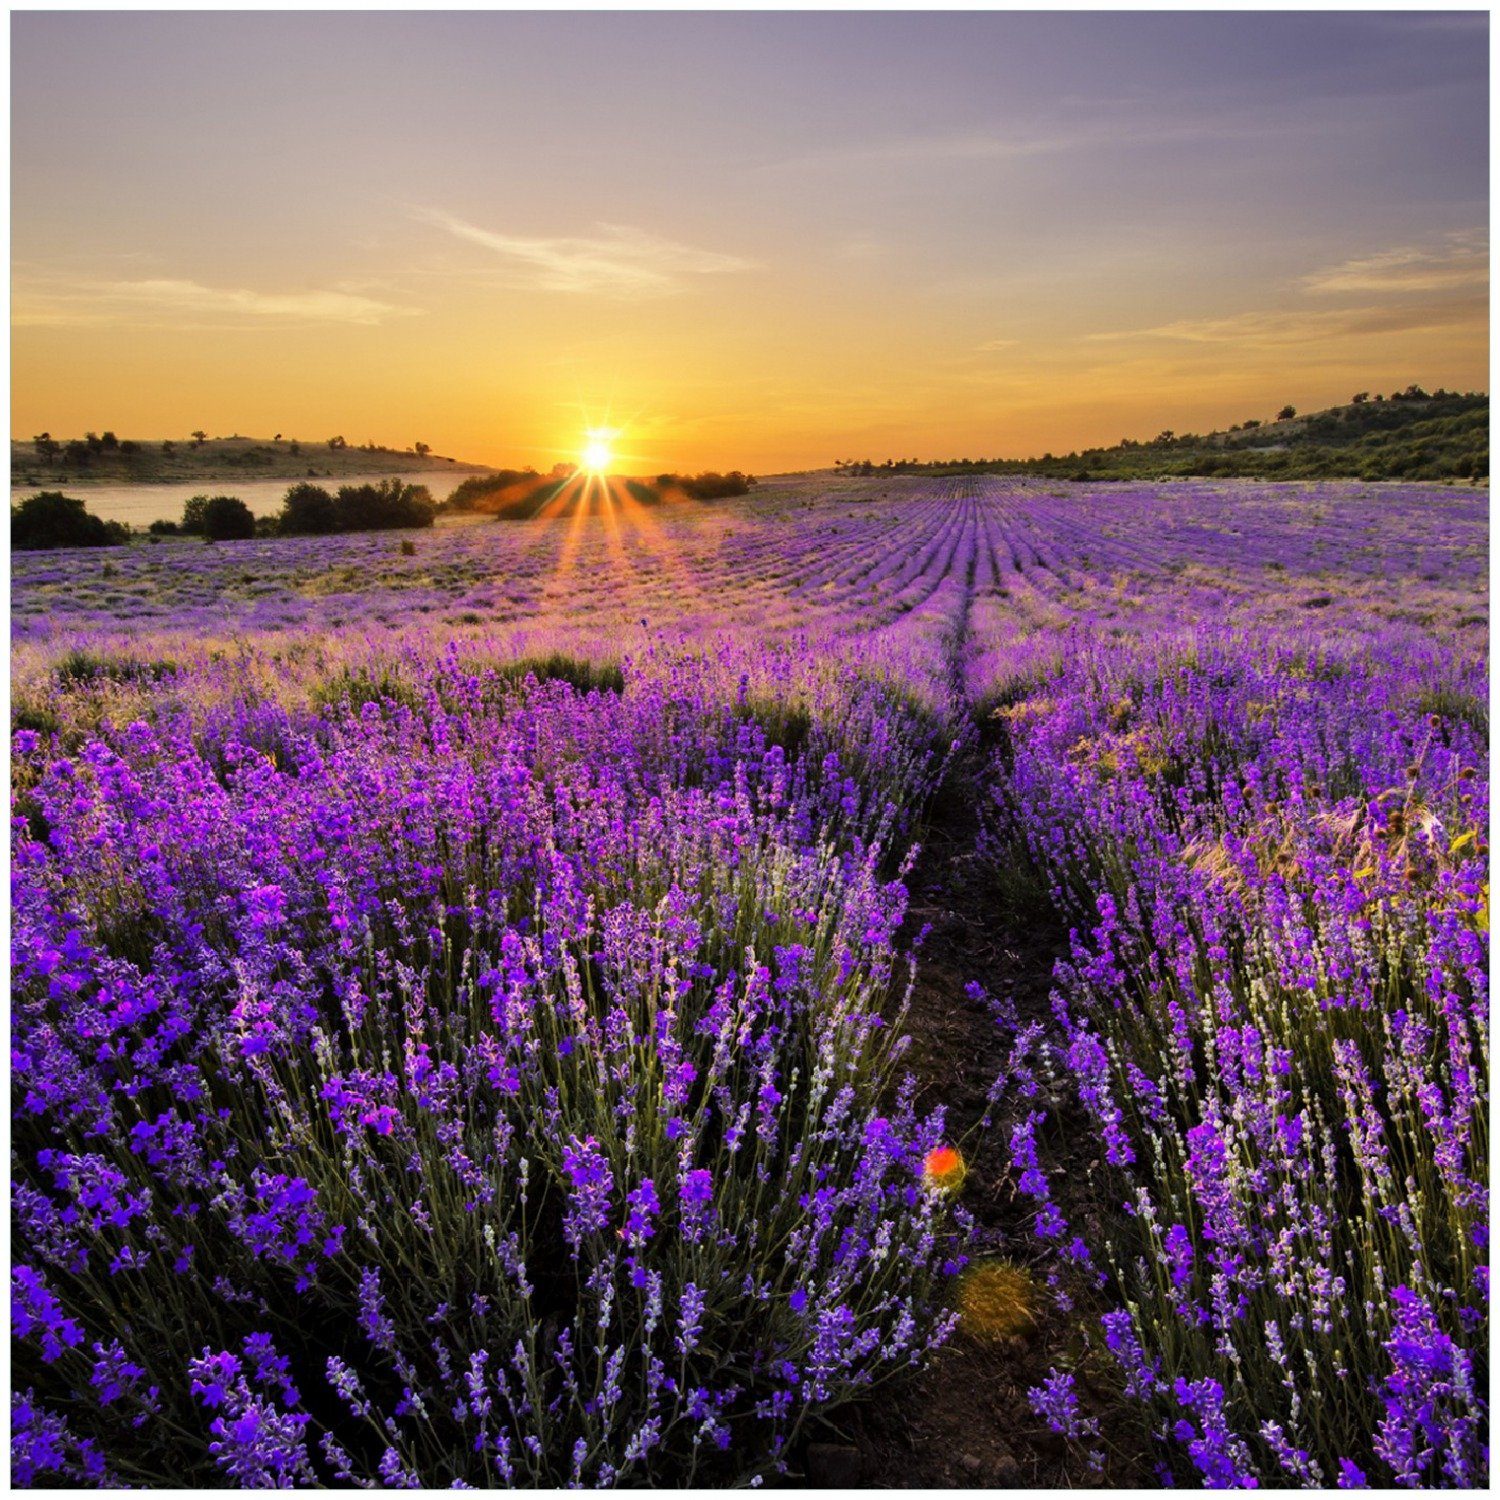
[796,732,1155,1487]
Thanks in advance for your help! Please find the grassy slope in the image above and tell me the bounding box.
[899,391,1490,483]
[10,436,494,488]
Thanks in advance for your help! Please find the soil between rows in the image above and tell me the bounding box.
[794,744,1155,1488]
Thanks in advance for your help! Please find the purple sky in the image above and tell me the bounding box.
[12,11,1489,469]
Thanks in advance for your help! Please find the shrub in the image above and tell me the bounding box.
[276,483,338,536]
[201,495,257,541]
[11,492,129,551]
[12,662,967,1486]
[179,495,210,535]
[657,471,757,500]
[334,479,436,531]
[984,641,1487,1486]
[445,470,540,512]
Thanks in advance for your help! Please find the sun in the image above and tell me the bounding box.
[581,431,615,474]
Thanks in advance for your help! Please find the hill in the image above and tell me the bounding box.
[840,386,1488,483]
[10,433,494,488]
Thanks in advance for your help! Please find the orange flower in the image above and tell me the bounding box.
[922,1145,966,1193]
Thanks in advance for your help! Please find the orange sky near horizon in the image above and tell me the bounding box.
[11,13,1489,475]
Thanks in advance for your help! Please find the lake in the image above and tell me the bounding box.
[11,471,476,528]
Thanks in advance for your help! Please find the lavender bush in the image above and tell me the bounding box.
[12,650,967,1485]
[11,472,1486,1486]
[987,637,1487,1485]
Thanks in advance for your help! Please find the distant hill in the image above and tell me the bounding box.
[10,433,494,488]
[842,386,1488,483]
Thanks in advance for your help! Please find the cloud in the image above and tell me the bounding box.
[758,108,1331,176]
[975,338,1018,352]
[13,276,412,328]
[1089,231,1488,351]
[1301,231,1488,295]
[415,209,758,297]
[1088,295,1486,350]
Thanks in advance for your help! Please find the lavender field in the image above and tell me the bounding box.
[11,474,1488,1487]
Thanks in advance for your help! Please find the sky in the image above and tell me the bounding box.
[11,11,1490,473]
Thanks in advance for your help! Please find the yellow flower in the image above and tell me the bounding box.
[958,1260,1040,1341]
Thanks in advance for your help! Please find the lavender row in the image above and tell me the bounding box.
[12,648,968,1485]
[986,633,1487,1486]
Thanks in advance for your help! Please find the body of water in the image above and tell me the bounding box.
[12,471,477,528]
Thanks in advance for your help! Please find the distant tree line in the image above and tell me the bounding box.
[146,480,437,539]
[149,494,259,540]
[274,479,436,534]
[654,471,756,500]
[444,469,543,512]
[442,467,757,518]
[839,388,1487,483]
[24,432,442,475]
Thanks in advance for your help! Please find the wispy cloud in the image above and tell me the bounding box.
[415,209,758,297]
[13,276,413,328]
[1090,230,1488,350]
[975,338,1018,352]
[1301,231,1488,295]
[758,108,1335,176]
[1088,296,1485,350]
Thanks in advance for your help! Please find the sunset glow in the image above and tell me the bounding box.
[10,13,1487,471]
[581,433,615,474]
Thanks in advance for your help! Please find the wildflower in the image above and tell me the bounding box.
[921,1145,966,1193]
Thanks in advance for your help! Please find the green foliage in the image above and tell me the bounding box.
[333,478,436,531]
[11,491,130,550]
[880,391,1489,483]
[54,651,179,687]
[493,652,627,695]
[657,471,757,499]
[276,483,339,535]
[200,495,257,541]
[443,470,542,512]
[180,495,210,534]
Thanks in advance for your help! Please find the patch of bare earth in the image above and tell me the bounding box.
[794,753,1155,1488]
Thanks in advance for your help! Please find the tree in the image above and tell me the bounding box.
[414,442,430,459]
[180,496,211,534]
[327,435,347,451]
[201,495,256,541]
[1351,392,1369,404]
[332,478,435,532]
[161,440,176,455]
[32,433,58,465]
[191,430,207,447]
[12,491,129,550]
[277,483,338,536]
[1277,405,1297,421]
[120,440,140,454]
[100,431,119,451]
